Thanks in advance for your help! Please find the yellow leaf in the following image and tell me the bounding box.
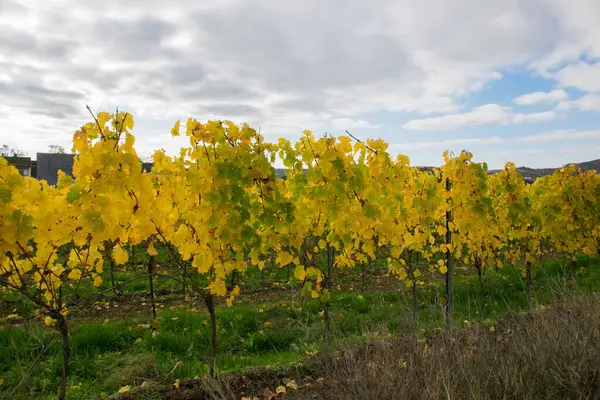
[68,269,82,280]
[294,265,306,280]
[208,279,227,296]
[277,251,293,267]
[171,120,181,137]
[135,338,142,343]
[439,265,448,274]
[97,112,111,129]
[118,385,131,393]
[174,379,180,389]
[44,316,55,326]
[525,253,535,264]
[124,133,135,149]
[113,245,129,265]
[147,241,158,257]
[286,380,298,390]
[275,386,286,394]
[121,113,134,131]
[93,276,103,287]
[311,290,319,299]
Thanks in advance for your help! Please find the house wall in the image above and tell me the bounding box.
[36,153,75,186]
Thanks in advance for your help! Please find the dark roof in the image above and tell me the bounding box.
[5,156,31,169]
[36,153,75,186]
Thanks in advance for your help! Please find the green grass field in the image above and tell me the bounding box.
[1,254,599,399]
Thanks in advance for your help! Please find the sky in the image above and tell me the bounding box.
[1,0,600,169]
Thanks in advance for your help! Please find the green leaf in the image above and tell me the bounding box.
[300,282,314,299]
[0,187,12,203]
[66,185,82,204]
[10,209,33,238]
[320,289,331,304]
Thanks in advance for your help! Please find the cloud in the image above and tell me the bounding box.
[402,104,559,131]
[518,129,600,143]
[0,0,597,160]
[331,118,381,130]
[513,89,568,105]
[557,93,600,112]
[553,61,600,92]
[511,111,558,123]
[527,0,600,73]
[391,137,503,151]
[403,104,511,130]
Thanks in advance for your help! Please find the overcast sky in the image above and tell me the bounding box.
[1,0,599,168]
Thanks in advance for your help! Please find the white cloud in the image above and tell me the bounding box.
[403,104,510,130]
[402,104,559,131]
[572,94,600,111]
[528,0,600,73]
[518,129,600,143]
[554,61,600,92]
[391,136,503,151]
[511,111,558,123]
[513,89,568,105]
[331,118,381,130]
[557,93,600,112]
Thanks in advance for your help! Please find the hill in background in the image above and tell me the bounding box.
[277,159,600,182]
[488,158,600,182]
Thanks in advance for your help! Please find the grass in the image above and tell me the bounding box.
[289,293,600,400]
[0,255,599,399]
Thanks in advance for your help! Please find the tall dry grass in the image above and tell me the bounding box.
[288,294,600,400]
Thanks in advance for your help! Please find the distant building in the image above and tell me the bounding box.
[7,153,293,183]
[142,162,153,173]
[36,153,75,186]
[275,168,286,179]
[5,156,34,177]
[34,154,156,185]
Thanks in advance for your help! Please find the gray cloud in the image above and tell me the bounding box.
[0,28,74,59]
[190,2,413,93]
[91,16,180,61]
[0,0,26,14]
[194,103,263,118]
[0,79,85,120]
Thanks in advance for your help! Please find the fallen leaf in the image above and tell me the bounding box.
[275,385,286,394]
[285,380,298,390]
[118,385,131,393]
